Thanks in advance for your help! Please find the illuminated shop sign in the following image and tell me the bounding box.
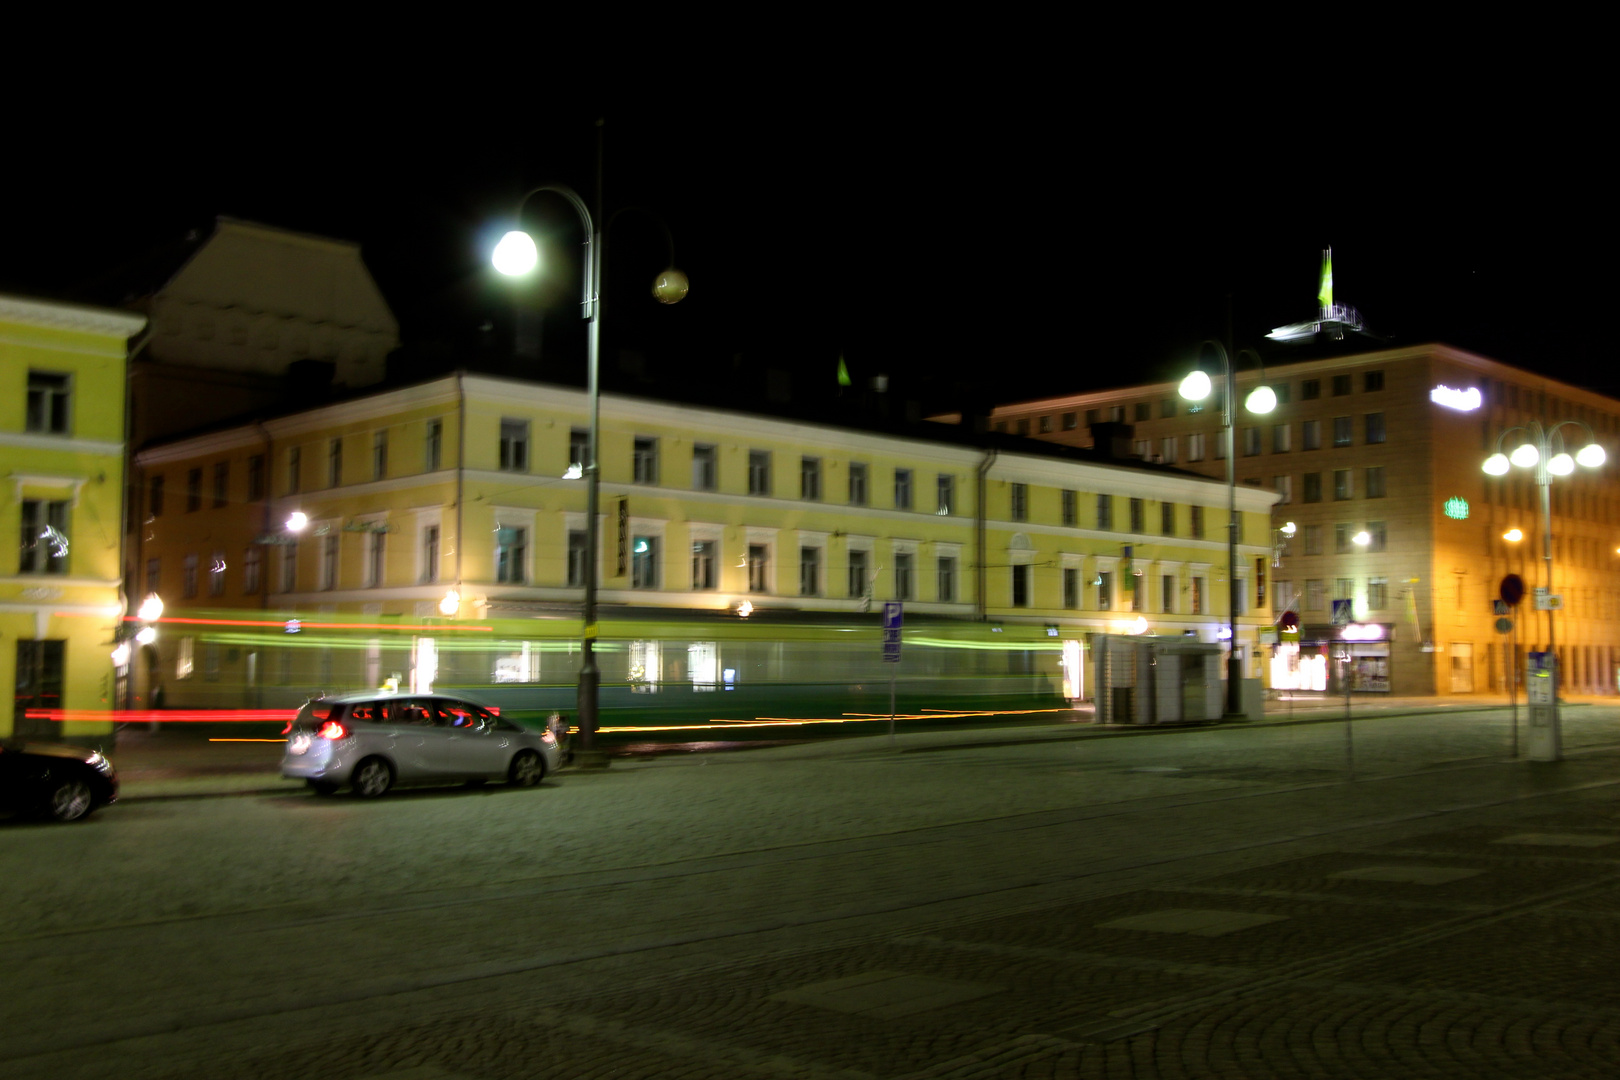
[1444,497,1470,520]
[1430,384,1482,411]
[1342,623,1387,641]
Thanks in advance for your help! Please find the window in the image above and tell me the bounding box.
[1161,398,1178,419]
[1368,577,1388,609]
[1160,436,1177,463]
[848,462,868,505]
[799,546,821,595]
[1335,523,1353,553]
[1333,416,1353,447]
[426,420,443,472]
[1274,580,1296,615]
[1335,577,1354,600]
[499,420,528,472]
[748,450,771,495]
[1366,466,1386,498]
[567,530,588,586]
[1098,571,1113,610]
[692,443,717,490]
[328,438,343,487]
[1302,420,1321,451]
[1016,418,1029,436]
[1303,473,1322,502]
[1084,409,1099,427]
[247,455,264,502]
[1134,439,1151,459]
[800,456,821,500]
[366,430,385,481]
[286,446,301,495]
[182,553,198,598]
[206,551,226,597]
[1010,563,1029,607]
[366,530,387,587]
[1364,370,1384,392]
[748,544,769,592]
[1134,402,1151,422]
[1191,576,1207,615]
[1273,425,1291,453]
[1214,432,1227,460]
[1010,482,1028,521]
[1063,567,1079,608]
[1062,490,1078,527]
[1305,579,1324,611]
[211,462,229,508]
[569,429,588,475]
[1332,374,1352,396]
[1302,378,1320,400]
[186,468,201,512]
[1303,524,1322,555]
[937,556,957,602]
[1365,412,1385,444]
[1162,574,1176,614]
[1062,411,1077,430]
[633,437,659,485]
[281,543,297,593]
[1334,469,1353,500]
[496,526,527,584]
[1188,432,1206,461]
[421,525,439,584]
[1190,505,1204,538]
[1367,521,1387,552]
[1273,383,1291,405]
[243,546,262,594]
[895,552,914,601]
[146,557,160,595]
[1038,415,1052,434]
[26,372,71,433]
[1160,501,1175,534]
[1110,405,1125,423]
[894,468,913,510]
[630,535,657,588]
[994,421,1007,433]
[848,549,869,599]
[320,534,339,591]
[1243,427,1261,456]
[1130,498,1144,533]
[149,475,165,517]
[18,500,69,575]
[691,540,716,590]
[1097,494,1113,530]
[1273,475,1293,504]
[937,474,955,515]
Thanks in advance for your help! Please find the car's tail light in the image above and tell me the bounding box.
[317,721,348,740]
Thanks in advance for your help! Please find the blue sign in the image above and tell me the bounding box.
[1332,599,1352,628]
[883,602,903,630]
[883,602,902,663]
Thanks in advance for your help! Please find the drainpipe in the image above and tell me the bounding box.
[455,371,466,592]
[975,449,997,621]
[255,421,274,611]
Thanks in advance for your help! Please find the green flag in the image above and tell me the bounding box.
[1318,247,1333,310]
[836,354,851,387]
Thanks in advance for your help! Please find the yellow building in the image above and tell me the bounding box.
[132,374,1276,715]
[1,295,146,741]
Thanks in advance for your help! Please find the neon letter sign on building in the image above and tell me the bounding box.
[1430,385,1482,411]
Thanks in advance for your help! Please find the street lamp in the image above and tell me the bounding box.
[1482,419,1606,760]
[1180,340,1275,716]
[494,185,686,760]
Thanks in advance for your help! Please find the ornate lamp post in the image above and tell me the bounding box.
[1482,420,1605,760]
[1179,341,1274,717]
[493,186,686,761]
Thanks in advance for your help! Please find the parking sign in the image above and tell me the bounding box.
[1332,599,1352,627]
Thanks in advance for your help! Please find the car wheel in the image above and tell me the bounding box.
[45,778,94,822]
[307,779,340,797]
[350,757,393,798]
[508,750,545,787]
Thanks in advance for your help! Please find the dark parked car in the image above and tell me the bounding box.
[0,742,119,822]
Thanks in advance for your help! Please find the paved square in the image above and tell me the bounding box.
[1095,908,1288,937]
[769,970,1002,1018]
[1491,832,1620,848]
[1328,865,1485,884]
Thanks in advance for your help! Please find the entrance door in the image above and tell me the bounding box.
[13,640,65,740]
[1450,642,1474,694]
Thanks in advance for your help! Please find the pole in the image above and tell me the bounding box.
[1223,351,1242,717]
[889,665,897,748]
[1343,645,1354,780]
[1535,458,1562,760]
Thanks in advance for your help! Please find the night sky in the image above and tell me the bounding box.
[5,95,1609,416]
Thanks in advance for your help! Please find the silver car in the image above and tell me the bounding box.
[281,692,562,797]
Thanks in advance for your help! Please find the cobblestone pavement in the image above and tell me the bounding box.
[4,704,1620,1078]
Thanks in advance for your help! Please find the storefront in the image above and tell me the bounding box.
[1269,623,1393,693]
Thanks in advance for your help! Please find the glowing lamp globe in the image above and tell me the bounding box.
[137,594,164,622]
[1503,529,1523,542]
[111,642,131,667]
[439,590,461,617]
[1482,453,1510,476]
[492,230,539,277]
[1352,530,1371,547]
[1577,443,1606,468]
[651,268,689,305]
[135,626,158,646]
[1548,452,1575,476]
[286,511,309,532]
[1179,370,1212,402]
[1245,385,1277,414]
[1509,443,1539,468]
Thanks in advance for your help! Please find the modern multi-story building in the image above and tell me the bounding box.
[129,373,1276,711]
[2,295,146,741]
[962,343,1620,697]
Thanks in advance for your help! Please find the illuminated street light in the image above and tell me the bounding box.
[1504,528,1524,543]
[137,594,164,622]
[1547,452,1575,476]
[1510,443,1540,468]
[1483,453,1511,476]
[110,642,131,667]
[135,626,157,646]
[1352,530,1371,547]
[493,177,686,760]
[1280,521,1297,538]
[438,589,461,617]
[286,511,309,532]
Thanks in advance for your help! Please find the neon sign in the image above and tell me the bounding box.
[1444,497,1470,520]
[1430,385,1482,411]
[1342,623,1387,641]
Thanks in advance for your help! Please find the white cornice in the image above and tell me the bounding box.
[0,295,146,338]
[0,431,123,456]
[137,426,267,465]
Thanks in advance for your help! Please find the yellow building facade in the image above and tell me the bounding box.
[1,295,146,741]
[132,374,1276,712]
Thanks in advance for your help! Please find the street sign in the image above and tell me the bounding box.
[1495,617,1513,634]
[1331,599,1352,628]
[1492,599,1509,616]
[882,602,902,663]
[1533,588,1564,611]
[1500,574,1524,607]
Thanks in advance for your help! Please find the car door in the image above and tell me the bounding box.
[433,700,511,777]
[384,697,448,779]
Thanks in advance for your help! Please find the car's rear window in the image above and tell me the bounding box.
[303,701,346,723]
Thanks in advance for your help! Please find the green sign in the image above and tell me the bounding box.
[1444,496,1470,520]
